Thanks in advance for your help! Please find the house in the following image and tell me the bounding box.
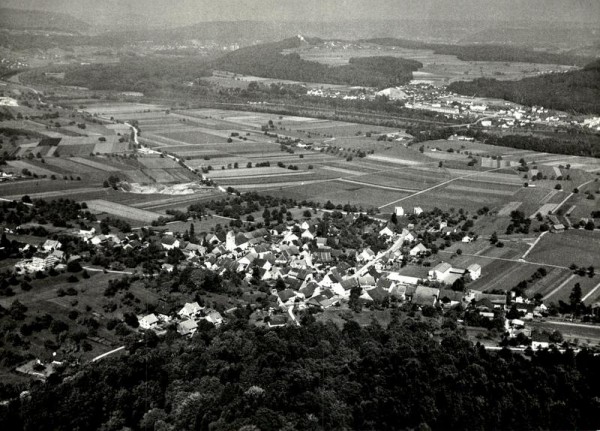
[414,207,423,215]
[205,310,224,326]
[161,236,180,250]
[379,226,394,237]
[178,302,203,319]
[462,235,473,243]
[301,230,315,240]
[394,206,405,216]
[139,313,159,330]
[357,248,376,262]
[177,319,198,336]
[42,239,61,252]
[531,331,551,350]
[429,262,452,281]
[409,243,428,256]
[402,229,416,242]
[439,290,464,307]
[467,264,482,280]
[161,263,174,273]
[268,314,288,328]
[412,286,440,307]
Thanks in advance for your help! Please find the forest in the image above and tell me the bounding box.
[448,59,600,115]
[214,38,422,88]
[24,57,212,94]
[1,316,599,431]
[365,38,593,66]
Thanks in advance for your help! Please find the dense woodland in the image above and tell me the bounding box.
[365,38,593,66]
[214,38,422,88]
[25,58,213,94]
[1,318,599,430]
[448,59,600,115]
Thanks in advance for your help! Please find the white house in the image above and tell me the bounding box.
[462,235,473,243]
[42,239,61,252]
[394,206,405,216]
[414,207,423,215]
[178,302,203,319]
[138,313,159,330]
[429,262,452,281]
[205,310,224,326]
[468,264,482,280]
[409,243,428,256]
[379,226,394,237]
[177,319,198,336]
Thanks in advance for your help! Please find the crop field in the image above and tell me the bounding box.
[157,130,230,145]
[83,103,166,117]
[69,156,121,172]
[6,160,62,177]
[137,156,180,169]
[85,199,162,223]
[527,230,600,269]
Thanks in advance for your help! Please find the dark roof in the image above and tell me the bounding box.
[368,286,389,302]
[277,289,296,302]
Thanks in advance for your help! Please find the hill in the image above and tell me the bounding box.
[0,8,89,34]
[447,59,600,114]
[213,37,423,88]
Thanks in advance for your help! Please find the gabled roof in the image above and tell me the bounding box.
[277,288,296,302]
[432,262,452,274]
[413,286,440,306]
[340,278,359,290]
[367,286,389,302]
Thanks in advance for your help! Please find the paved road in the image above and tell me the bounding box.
[582,281,600,303]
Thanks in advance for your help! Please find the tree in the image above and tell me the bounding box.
[490,232,498,245]
[390,212,398,225]
[569,283,582,314]
[349,285,362,313]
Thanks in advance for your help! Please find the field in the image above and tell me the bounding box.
[527,230,600,269]
[286,43,577,86]
[85,199,163,223]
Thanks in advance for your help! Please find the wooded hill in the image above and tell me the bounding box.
[213,37,423,88]
[1,318,599,430]
[448,59,600,115]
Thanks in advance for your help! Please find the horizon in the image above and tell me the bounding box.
[1,0,599,28]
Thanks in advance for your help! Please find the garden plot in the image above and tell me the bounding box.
[57,144,96,157]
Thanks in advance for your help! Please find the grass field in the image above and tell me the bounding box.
[85,199,162,223]
[527,230,600,268]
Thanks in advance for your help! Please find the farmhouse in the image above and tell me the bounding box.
[409,243,428,256]
[394,207,405,216]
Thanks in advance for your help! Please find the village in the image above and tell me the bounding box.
[5,196,574,366]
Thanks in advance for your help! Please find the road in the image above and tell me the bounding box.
[83,266,135,275]
[521,231,548,259]
[552,179,596,214]
[91,346,125,362]
[354,231,407,277]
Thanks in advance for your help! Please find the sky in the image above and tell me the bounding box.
[1,0,599,27]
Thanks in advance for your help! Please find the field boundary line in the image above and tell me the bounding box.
[543,274,576,301]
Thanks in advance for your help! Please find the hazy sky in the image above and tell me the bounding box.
[2,0,599,26]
